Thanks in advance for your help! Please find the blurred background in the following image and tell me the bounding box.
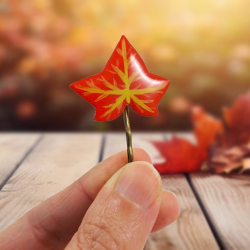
[0,0,249,131]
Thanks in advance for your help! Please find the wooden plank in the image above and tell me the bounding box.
[189,173,250,250]
[0,133,41,187]
[104,133,219,250]
[0,133,102,231]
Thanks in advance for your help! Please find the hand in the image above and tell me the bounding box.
[0,149,179,250]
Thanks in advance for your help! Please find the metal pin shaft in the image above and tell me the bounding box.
[123,106,133,163]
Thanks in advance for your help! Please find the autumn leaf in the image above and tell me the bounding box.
[151,107,223,174]
[70,35,170,121]
[151,91,250,175]
[221,91,250,146]
[208,91,250,174]
[152,136,203,174]
[192,106,224,160]
[208,144,250,174]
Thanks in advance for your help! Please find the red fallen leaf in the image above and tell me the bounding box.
[208,91,250,174]
[70,35,170,121]
[152,107,223,174]
[152,136,202,174]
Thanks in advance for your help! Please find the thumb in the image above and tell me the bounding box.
[66,161,162,250]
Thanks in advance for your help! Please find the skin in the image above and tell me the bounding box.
[0,148,179,250]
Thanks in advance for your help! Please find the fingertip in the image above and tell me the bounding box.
[164,190,180,221]
[133,148,152,164]
[151,190,180,232]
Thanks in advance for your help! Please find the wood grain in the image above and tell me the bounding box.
[190,173,250,250]
[104,133,219,250]
[0,133,41,187]
[0,133,102,231]
[145,175,219,250]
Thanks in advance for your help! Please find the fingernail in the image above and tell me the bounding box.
[168,190,178,201]
[163,189,178,201]
[163,189,180,217]
[115,162,161,208]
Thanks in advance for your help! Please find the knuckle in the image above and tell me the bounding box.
[77,214,124,250]
[26,209,50,248]
[26,198,70,247]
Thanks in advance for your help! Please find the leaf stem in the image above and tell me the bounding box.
[123,106,133,162]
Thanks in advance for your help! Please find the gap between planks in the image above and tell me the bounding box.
[185,173,226,250]
[188,172,250,250]
[0,133,43,190]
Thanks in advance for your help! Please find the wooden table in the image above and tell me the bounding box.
[0,133,249,250]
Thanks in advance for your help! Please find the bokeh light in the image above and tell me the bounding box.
[0,0,249,131]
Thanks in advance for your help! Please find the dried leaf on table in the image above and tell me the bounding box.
[209,91,250,174]
[242,157,250,174]
[209,144,250,174]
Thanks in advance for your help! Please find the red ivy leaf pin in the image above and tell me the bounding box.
[70,35,170,121]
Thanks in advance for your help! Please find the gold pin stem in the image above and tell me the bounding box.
[123,106,133,163]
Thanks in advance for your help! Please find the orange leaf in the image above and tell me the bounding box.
[70,36,170,121]
[192,106,224,160]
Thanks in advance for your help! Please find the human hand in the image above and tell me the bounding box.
[0,149,179,250]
